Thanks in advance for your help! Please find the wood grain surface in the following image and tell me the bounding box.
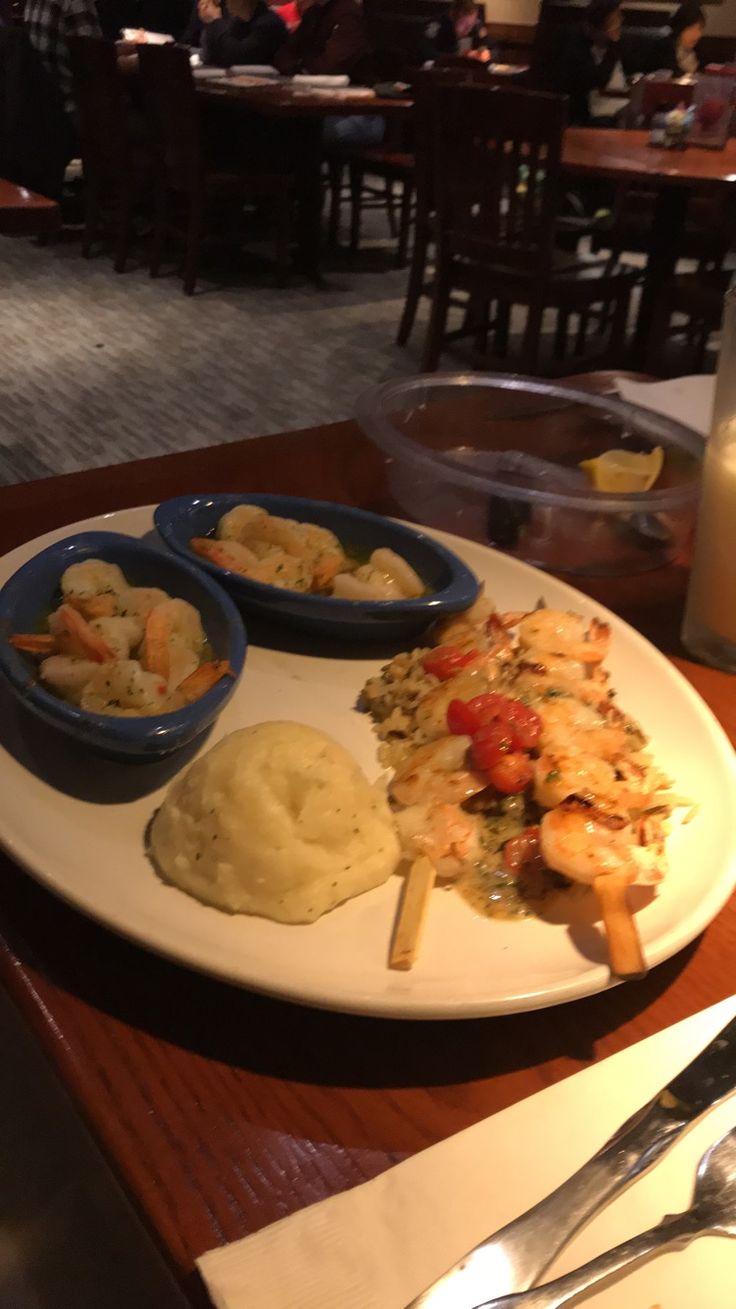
[562,129,736,190]
[0,408,733,1305]
[0,177,60,236]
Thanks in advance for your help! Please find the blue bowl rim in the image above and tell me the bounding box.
[154,493,480,615]
[0,530,248,746]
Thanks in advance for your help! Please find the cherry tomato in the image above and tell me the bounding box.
[487,752,533,794]
[446,698,481,736]
[463,692,509,728]
[501,700,542,750]
[503,826,544,876]
[422,646,479,681]
[470,721,515,771]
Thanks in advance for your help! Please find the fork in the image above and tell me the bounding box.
[474,1124,736,1309]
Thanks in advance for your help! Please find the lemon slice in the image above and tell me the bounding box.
[579,446,664,493]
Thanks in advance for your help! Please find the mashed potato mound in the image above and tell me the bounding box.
[149,721,400,923]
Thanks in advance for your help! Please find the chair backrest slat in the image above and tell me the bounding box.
[68,36,132,180]
[431,83,567,275]
[138,43,203,194]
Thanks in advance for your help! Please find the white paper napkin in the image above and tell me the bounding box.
[227,64,280,78]
[197,995,736,1309]
[615,374,715,438]
[292,74,350,88]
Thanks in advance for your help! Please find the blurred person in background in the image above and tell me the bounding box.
[554,0,626,125]
[272,0,302,33]
[659,2,705,76]
[198,0,285,67]
[274,0,372,80]
[425,0,493,63]
[24,0,102,115]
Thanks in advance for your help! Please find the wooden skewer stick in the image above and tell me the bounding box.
[389,855,437,971]
[594,871,647,980]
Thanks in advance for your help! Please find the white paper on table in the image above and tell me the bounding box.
[227,65,280,77]
[122,27,173,43]
[197,996,736,1309]
[292,73,350,88]
[616,374,715,438]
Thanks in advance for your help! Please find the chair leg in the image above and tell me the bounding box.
[275,190,291,287]
[495,301,511,357]
[149,184,168,279]
[397,219,429,346]
[554,309,568,360]
[607,286,631,366]
[385,178,398,239]
[421,264,451,373]
[396,179,413,269]
[82,178,100,259]
[349,162,363,253]
[113,186,134,274]
[182,196,204,296]
[327,158,343,248]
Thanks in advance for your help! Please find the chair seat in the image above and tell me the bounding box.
[448,247,635,289]
[334,147,415,177]
[204,169,292,195]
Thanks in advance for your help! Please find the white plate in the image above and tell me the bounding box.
[0,507,734,1019]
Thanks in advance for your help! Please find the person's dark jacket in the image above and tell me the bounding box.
[553,27,621,125]
[0,23,74,198]
[274,0,373,82]
[202,1,285,66]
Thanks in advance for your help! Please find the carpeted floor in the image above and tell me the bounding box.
[0,228,424,486]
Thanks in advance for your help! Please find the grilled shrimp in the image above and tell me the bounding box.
[517,610,610,666]
[390,734,488,807]
[394,802,481,880]
[540,797,665,887]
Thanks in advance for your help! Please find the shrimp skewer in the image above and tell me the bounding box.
[540,797,649,978]
[389,855,437,971]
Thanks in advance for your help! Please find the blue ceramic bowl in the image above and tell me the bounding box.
[154,494,479,640]
[0,532,247,759]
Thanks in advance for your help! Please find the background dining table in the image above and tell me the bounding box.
[560,129,736,358]
[0,374,733,1307]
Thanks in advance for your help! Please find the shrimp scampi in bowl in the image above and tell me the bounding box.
[190,503,427,600]
[8,557,233,717]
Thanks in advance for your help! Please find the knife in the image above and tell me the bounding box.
[409,1014,736,1309]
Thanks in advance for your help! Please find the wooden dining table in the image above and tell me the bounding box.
[0,177,60,237]
[197,78,411,277]
[0,382,734,1306]
[560,128,736,359]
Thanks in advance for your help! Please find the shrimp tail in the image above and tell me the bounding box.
[54,605,116,662]
[174,660,234,705]
[8,633,56,654]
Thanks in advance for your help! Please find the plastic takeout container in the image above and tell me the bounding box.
[357,374,704,575]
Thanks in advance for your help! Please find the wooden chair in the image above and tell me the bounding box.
[68,36,148,272]
[396,62,490,346]
[327,127,415,266]
[421,83,636,374]
[138,43,294,295]
[651,267,729,374]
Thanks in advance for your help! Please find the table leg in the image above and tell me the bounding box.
[292,119,324,283]
[632,187,688,363]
